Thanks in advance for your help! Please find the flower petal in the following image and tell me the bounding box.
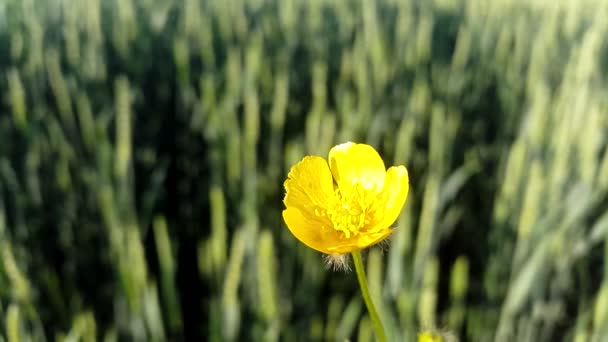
[325,229,394,254]
[377,165,409,230]
[283,156,335,217]
[282,208,340,254]
[328,142,386,192]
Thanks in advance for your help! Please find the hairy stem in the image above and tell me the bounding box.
[352,251,386,342]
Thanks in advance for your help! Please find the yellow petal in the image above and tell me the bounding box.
[283,156,335,217]
[325,229,394,254]
[328,142,386,193]
[282,208,340,254]
[377,165,409,230]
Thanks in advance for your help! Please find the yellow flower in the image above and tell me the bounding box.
[417,331,444,342]
[282,142,409,255]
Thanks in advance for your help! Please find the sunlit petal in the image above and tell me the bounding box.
[377,166,409,230]
[283,208,340,254]
[325,229,394,254]
[328,142,386,193]
[283,156,335,218]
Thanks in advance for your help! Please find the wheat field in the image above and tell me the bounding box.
[0,0,607,341]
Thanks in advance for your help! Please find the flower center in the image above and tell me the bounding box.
[326,185,369,239]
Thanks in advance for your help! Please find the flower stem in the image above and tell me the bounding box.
[351,251,386,342]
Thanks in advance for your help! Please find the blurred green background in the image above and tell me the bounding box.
[1,0,608,341]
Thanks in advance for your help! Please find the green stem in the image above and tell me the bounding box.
[352,251,386,342]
